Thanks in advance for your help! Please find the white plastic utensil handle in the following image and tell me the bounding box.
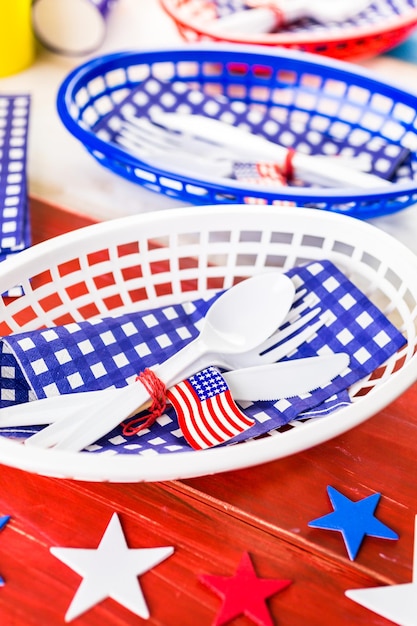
[151,111,288,165]
[116,132,233,179]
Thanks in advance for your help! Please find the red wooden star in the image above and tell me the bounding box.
[200,551,291,626]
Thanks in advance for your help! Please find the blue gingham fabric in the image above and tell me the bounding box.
[0,260,406,455]
[93,76,411,185]
[0,95,31,295]
[0,95,30,250]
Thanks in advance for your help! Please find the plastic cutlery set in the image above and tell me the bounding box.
[0,273,349,452]
[116,112,391,189]
[209,0,374,34]
[0,355,348,428]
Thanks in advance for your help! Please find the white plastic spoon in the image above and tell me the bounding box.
[25,272,295,451]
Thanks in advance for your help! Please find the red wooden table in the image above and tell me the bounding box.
[0,197,414,625]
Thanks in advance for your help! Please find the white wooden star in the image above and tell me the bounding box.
[346,515,416,626]
[50,512,174,622]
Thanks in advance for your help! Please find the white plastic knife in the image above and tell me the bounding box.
[224,352,349,401]
[0,353,349,427]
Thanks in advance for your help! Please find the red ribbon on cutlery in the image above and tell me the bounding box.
[121,369,167,435]
[121,366,255,449]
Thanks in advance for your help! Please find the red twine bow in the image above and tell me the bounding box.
[254,147,295,185]
[283,148,295,182]
[121,369,167,436]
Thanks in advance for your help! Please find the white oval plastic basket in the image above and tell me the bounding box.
[0,205,416,482]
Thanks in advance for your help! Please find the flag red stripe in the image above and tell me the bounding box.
[217,390,255,429]
[200,395,238,439]
[201,392,253,438]
[167,381,254,450]
[178,382,228,446]
[167,383,213,449]
[179,382,244,446]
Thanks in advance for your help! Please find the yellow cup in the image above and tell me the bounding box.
[0,1,34,78]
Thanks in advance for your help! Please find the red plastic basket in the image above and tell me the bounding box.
[160,0,417,60]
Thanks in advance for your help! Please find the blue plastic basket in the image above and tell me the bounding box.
[57,43,417,219]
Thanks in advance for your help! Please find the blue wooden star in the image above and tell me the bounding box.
[308,486,398,560]
[0,515,10,586]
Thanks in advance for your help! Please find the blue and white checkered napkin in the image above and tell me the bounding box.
[0,260,406,455]
[93,76,410,184]
[0,95,31,295]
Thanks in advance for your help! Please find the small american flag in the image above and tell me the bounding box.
[233,162,287,186]
[167,367,255,450]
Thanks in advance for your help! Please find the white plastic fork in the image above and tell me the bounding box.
[120,116,234,162]
[116,124,233,179]
[24,296,327,451]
